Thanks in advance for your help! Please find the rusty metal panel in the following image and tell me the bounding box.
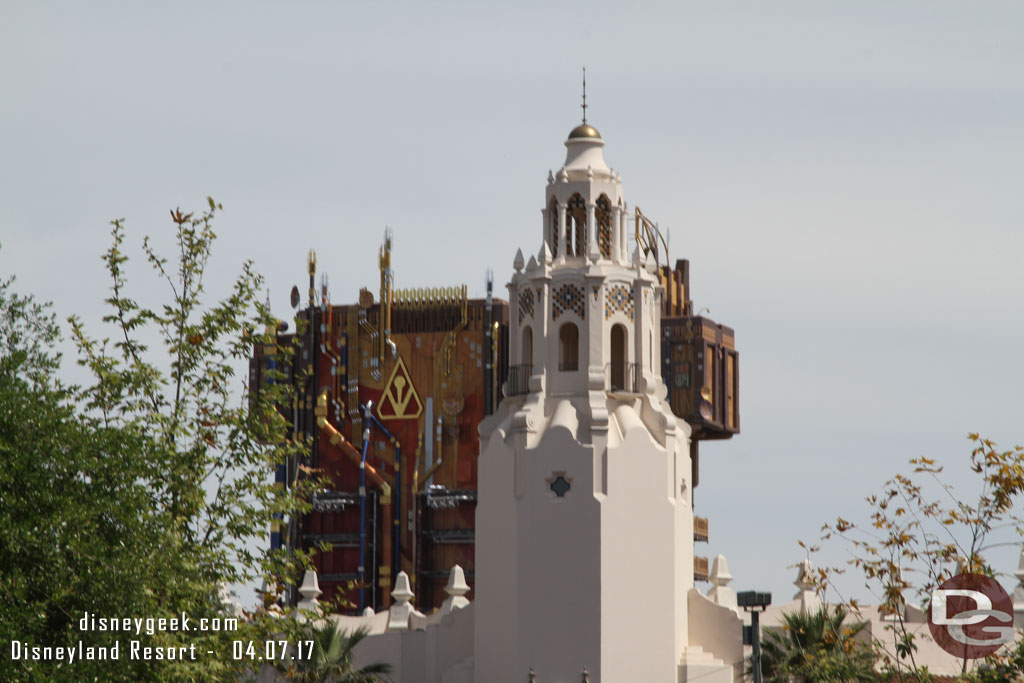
[417,489,477,608]
[661,315,740,441]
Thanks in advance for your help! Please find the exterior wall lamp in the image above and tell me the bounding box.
[737,590,772,683]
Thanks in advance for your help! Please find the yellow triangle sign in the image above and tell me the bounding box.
[378,355,423,421]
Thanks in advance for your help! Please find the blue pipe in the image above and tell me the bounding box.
[362,408,403,592]
[358,401,373,611]
[271,461,285,551]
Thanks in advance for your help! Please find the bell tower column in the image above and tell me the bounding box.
[611,204,621,264]
[557,202,568,260]
[620,203,629,262]
[586,200,600,261]
[476,116,698,683]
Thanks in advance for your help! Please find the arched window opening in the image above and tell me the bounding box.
[617,198,625,259]
[597,194,612,258]
[559,322,579,372]
[522,325,533,367]
[566,194,586,257]
[610,323,627,391]
[548,198,559,255]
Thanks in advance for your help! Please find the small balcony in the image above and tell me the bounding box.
[693,516,709,543]
[608,361,640,393]
[694,555,709,582]
[507,364,532,396]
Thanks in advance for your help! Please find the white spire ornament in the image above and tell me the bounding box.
[792,558,820,614]
[707,554,738,613]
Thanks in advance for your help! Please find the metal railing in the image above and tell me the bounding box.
[507,364,533,396]
[421,528,476,544]
[527,665,590,682]
[507,363,642,394]
[608,361,640,393]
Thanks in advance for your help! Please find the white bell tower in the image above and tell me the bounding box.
[474,117,697,682]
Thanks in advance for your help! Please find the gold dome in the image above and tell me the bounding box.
[568,123,602,139]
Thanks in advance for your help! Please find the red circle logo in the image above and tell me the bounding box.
[927,573,1014,659]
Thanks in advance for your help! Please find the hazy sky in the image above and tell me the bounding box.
[3,1,1023,606]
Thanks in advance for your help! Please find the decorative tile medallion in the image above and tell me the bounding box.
[592,285,600,301]
[552,283,585,320]
[518,288,535,324]
[604,284,634,322]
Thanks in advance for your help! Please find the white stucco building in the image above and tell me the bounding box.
[305,118,743,683]
[472,118,736,683]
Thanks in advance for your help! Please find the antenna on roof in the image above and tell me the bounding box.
[581,66,588,124]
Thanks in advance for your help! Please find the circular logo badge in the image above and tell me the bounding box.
[927,573,1014,659]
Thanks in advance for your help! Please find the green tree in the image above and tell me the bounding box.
[65,200,329,679]
[757,605,878,682]
[960,631,1024,682]
[1,199,329,681]
[0,270,164,681]
[284,623,391,682]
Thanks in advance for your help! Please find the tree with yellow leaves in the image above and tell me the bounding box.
[812,436,1024,681]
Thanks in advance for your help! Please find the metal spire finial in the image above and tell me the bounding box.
[581,66,588,124]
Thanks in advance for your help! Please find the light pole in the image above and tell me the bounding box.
[737,590,772,683]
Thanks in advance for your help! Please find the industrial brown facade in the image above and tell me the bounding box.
[251,246,739,613]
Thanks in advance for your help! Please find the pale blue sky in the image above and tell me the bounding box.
[3,1,1023,606]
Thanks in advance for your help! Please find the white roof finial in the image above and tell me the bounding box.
[793,558,815,592]
[441,564,471,616]
[297,569,322,612]
[540,240,552,265]
[388,570,415,631]
[707,554,738,614]
[793,558,821,614]
[711,555,733,587]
